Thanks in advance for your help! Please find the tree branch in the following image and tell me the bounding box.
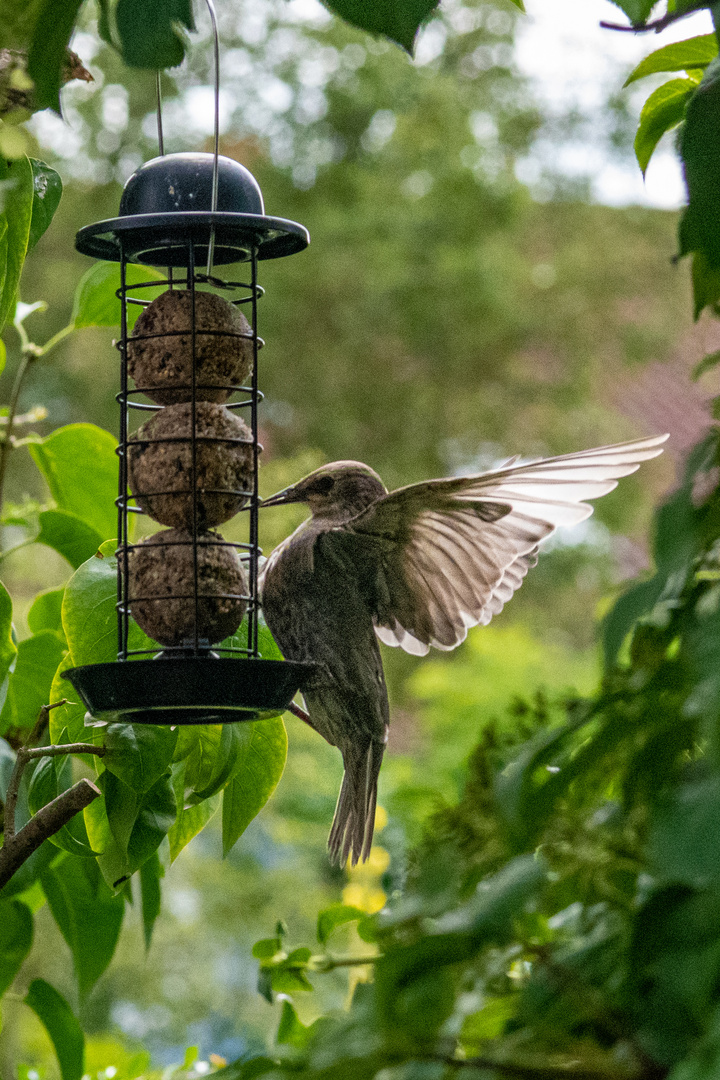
[600,3,708,34]
[0,778,101,889]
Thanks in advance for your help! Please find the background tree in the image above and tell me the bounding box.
[0,0,717,1076]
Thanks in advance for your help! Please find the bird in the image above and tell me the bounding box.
[259,433,668,867]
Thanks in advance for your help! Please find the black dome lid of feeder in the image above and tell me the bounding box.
[75,152,309,266]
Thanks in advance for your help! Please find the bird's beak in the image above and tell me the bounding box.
[260,483,305,508]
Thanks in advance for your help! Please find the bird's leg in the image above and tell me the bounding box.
[287,699,320,733]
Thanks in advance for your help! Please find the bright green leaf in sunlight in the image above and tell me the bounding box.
[0,898,32,995]
[0,156,33,333]
[0,630,66,736]
[29,424,119,541]
[277,1000,311,1049]
[222,717,288,856]
[317,903,366,945]
[27,159,62,250]
[624,34,717,86]
[27,0,86,111]
[323,0,440,53]
[24,978,84,1080]
[167,772,220,862]
[634,78,697,176]
[36,508,105,569]
[48,653,90,744]
[27,586,65,638]
[115,0,195,68]
[40,855,124,998]
[61,540,157,669]
[72,261,165,329]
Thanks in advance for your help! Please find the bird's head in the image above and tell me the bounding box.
[261,461,387,521]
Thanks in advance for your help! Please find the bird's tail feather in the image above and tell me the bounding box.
[328,739,384,866]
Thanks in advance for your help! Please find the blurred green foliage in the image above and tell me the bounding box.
[0,0,715,1076]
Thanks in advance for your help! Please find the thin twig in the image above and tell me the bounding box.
[432,1055,638,1079]
[313,954,378,971]
[21,743,106,761]
[288,700,315,729]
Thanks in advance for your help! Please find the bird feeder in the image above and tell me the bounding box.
[62,6,313,724]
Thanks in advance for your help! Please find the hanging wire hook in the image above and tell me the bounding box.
[155,71,165,156]
[205,0,221,276]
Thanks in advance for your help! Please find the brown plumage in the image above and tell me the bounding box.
[260,434,668,865]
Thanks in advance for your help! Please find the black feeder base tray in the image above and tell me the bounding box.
[62,657,314,725]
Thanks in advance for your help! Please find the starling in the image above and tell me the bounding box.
[260,434,668,866]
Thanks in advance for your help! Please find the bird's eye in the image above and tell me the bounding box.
[313,476,335,494]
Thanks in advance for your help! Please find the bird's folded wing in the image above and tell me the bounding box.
[325,435,668,656]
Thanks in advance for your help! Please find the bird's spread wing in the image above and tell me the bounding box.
[323,435,668,656]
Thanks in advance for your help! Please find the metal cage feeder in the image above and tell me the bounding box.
[62,32,313,724]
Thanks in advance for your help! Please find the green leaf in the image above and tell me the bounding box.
[0,899,32,996]
[0,630,66,736]
[679,58,720,306]
[276,1000,311,1049]
[322,0,440,53]
[36,509,105,569]
[61,544,121,666]
[40,855,124,997]
[26,0,85,110]
[48,653,91,744]
[24,978,84,1080]
[60,541,157,674]
[28,586,65,638]
[607,0,659,23]
[693,348,720,380]
[139,849,163,950]
[221,718,288,856]
[691,250,720,318]
[188,723,249,803]
[71,261,165,329]
[168,763,220,861]
[624,34,717,86]
[252,936,283,960]
[650,775,720,887]
[634,78,696,175]
[174,724,224,791]
[28,424,118,541]
[317,903,366,945]
[104,723,178,794]
[0,156,34,333]
[99,768,176,886]
[115,0,195,68]
[126,771,176,869]
[27,159,62,250]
